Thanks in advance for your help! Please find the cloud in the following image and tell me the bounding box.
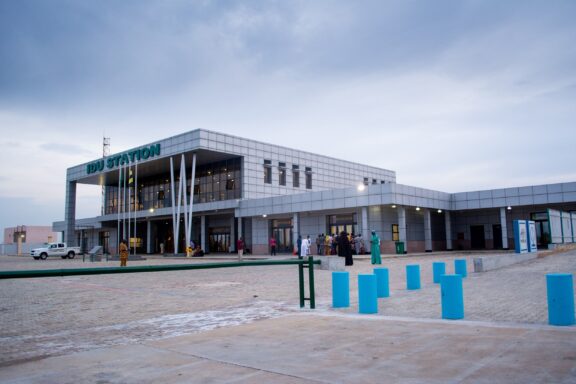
[0,196,62,234]
[39,143,94,156]
[0,0,575,234]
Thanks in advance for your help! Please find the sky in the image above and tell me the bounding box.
[1,0,575,238]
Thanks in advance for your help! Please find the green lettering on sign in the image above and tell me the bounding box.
[86,143,161,174]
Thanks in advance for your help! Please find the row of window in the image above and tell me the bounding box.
[264,160,312,189]
[364,177,388,185]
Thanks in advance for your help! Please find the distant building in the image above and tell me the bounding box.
[54,129,576,255]
[1,225,59,255]
[3,225,58,244]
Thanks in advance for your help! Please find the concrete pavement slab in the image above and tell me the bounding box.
[1,251,576,383]
[2,313,575,384]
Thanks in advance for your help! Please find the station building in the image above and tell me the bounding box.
[54,129,576,255]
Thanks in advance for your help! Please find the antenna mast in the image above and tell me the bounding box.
[101,136,111,215]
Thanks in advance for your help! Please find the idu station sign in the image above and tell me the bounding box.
[86,143,161,174]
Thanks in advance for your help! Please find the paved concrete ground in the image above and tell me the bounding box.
[0,250,575,383]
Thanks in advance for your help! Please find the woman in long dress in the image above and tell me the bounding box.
[337,231,353,266]
[370,231,382,265]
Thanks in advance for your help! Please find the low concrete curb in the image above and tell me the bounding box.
[314,255,346,271]
[473,252,538,272]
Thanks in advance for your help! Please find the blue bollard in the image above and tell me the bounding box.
[433,262,446,284]
[441,274,464,320]
[547,273,575,326]
[454,259,467,278]
[332,271,350,308]
[358,274,378,314]
[406,265,421,290]
[374,268,390,298]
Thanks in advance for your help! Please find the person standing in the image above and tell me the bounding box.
[119,239,129,267]
[370,231,382,265]
[269,236,277,256]
[237,237,244,261]
[331,234,338,255]
[297,235,302,257]
[300,236,309,259]
[337,231,353,266]
[354,234,362,255]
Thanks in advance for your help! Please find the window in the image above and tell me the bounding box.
[264,160,272,184]
[363,177,369,186]
[392,224,399,242]
[372,179,377,185]
[292,165,300,188]
[305,167,312,189]
[278,162,286,186]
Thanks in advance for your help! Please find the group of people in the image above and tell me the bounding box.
[119,230,382,267]
[292,231,382,266]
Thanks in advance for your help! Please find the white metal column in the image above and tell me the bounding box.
[500,207,509,250]
[201,215,206,252]
[169,157,179,254]
[65,181,77,246]
[146,220,152,254]
[361,207,369,243]
[187,153,196,247]
[398,206,407,253]
[230,216,236,253]
[445,211,453,251]
[293,213,299,253]
[237,217,243,244]
[424,209,432,252]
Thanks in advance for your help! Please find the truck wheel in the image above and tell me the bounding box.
[40,253,48,260]
[67,251,76,259]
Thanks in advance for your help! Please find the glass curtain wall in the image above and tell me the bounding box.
[105,157,241,214]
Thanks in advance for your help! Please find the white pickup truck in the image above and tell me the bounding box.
[30,242,82,260]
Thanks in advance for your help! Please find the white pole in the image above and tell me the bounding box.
[175,161,184,254]
[117,166,121,255]
[123,163,127,247]
[188,153,196,245]
[170,157,178,254]
[127,165,131,253]
[180,155,189,248]
[134,162,138,256]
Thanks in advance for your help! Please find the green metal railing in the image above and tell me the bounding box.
[0,256,321,309]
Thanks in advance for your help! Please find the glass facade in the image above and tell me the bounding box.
[270,219,293,253]
[104,157,242,214]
